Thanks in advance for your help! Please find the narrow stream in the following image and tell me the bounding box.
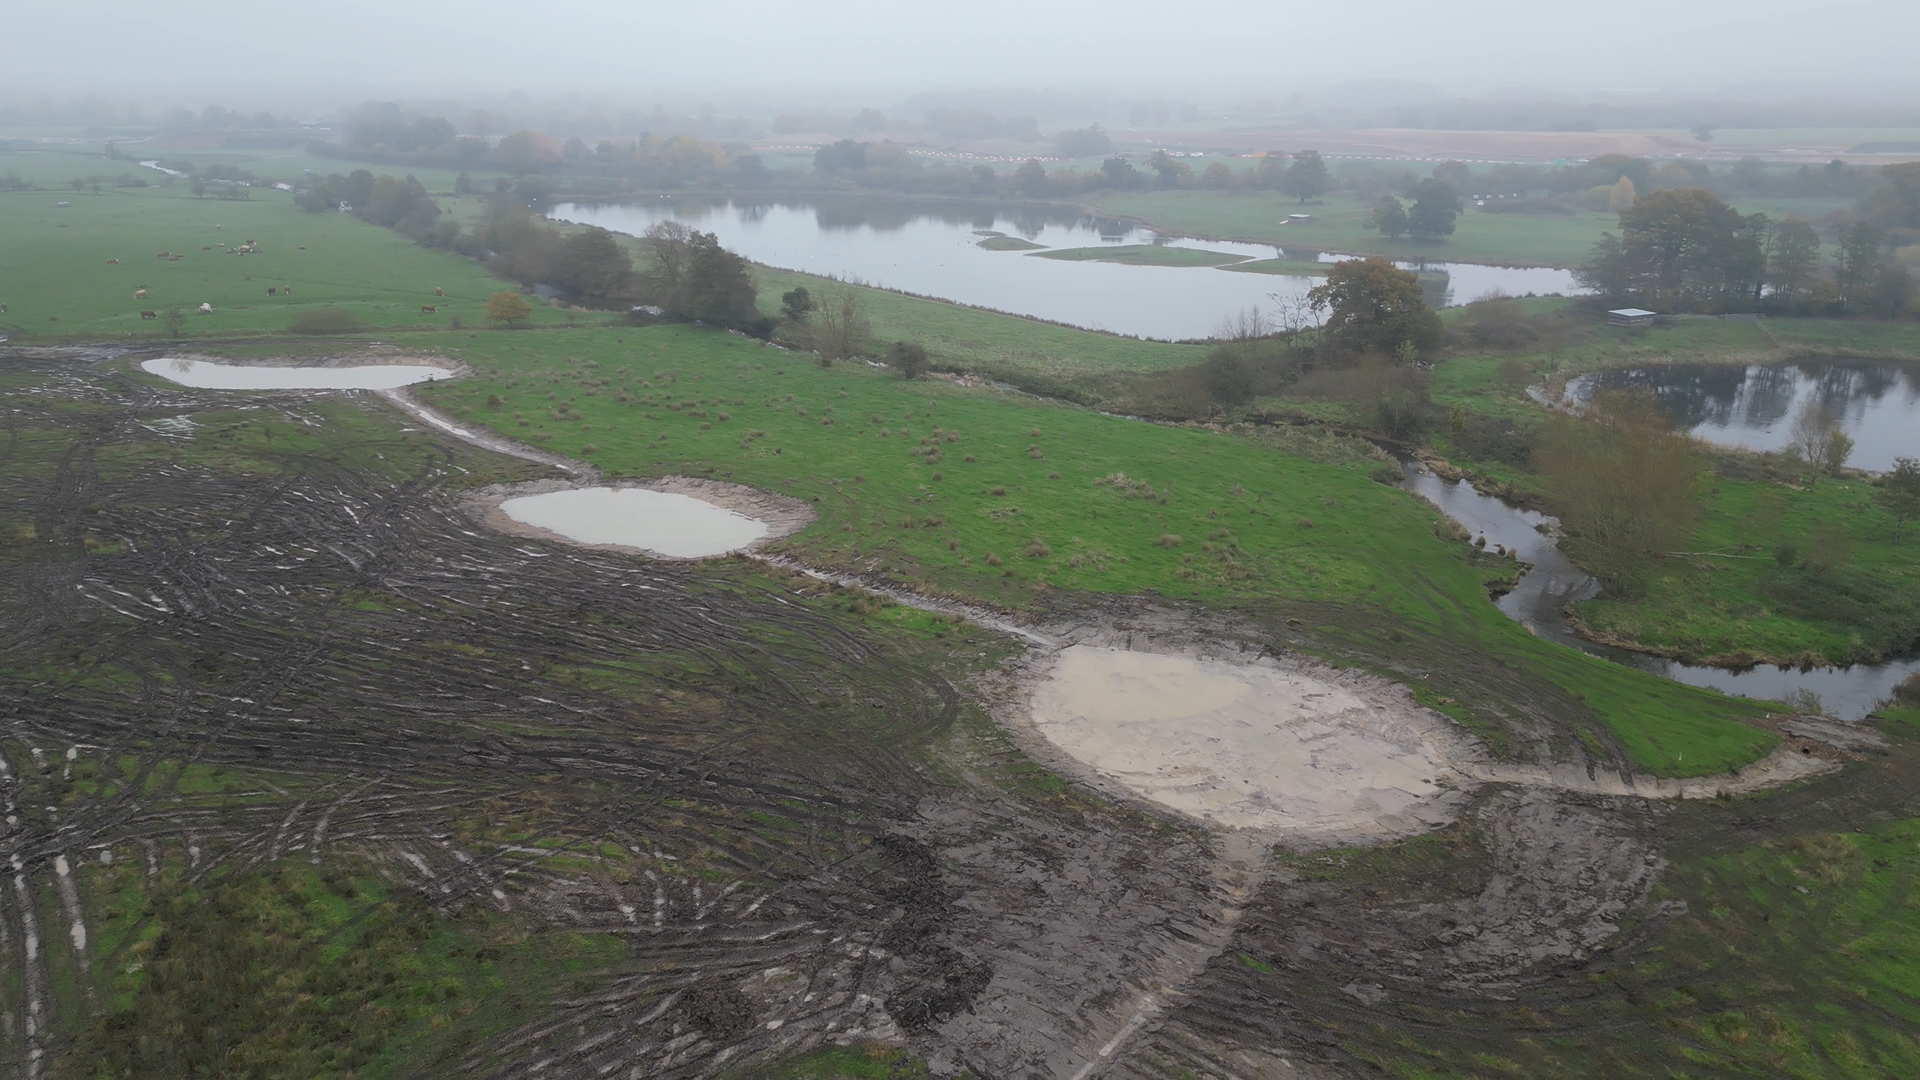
[1400,461,1919,720]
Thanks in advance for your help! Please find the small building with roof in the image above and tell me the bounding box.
[1606,307,1657,327]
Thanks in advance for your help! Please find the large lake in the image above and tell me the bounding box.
[548,198,1581,341]
[1568,361,1920,472]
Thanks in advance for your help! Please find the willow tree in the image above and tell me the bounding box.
[1536,390,1700,585]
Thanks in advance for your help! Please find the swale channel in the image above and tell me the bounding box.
[1401,460,1919,720]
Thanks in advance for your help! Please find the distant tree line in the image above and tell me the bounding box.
[1577,186,1915,317]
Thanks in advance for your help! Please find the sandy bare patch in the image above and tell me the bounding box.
[1025,645,1482,841]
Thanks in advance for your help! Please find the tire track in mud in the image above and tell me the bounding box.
[0,349,1243,1079]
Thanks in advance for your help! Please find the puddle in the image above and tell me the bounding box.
[1027,646,1475,837]
[498,487,770,558]
[142,357,456,390]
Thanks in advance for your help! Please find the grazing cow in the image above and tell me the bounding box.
[169,256,182,262]
[198,303,212,314]
[421,305,437,314]
[267,287,277,296]
[434,287,444,297]
[202,246,212,251]
[1,303,8,313]
[106,259,119,265]
[140,310,156,319]
[134,289,147,299]
[156,252,168,258]
[282,286,293,295]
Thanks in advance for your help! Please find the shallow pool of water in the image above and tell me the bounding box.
[1028,645,1470,834]
[1400,461,1919,720]
[499,487,769,558]
[1568,360,1920,472]
[547,197,1579,340]
[143,358,456,390]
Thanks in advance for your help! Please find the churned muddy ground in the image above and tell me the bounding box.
[4,346,1910,1080]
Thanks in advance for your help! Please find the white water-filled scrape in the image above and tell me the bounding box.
[1028,646,1475,837]
[142,358,456,390]
[499,487,769,558]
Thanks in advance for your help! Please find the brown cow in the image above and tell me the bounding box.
[155,252,168,258]
[421,305,437,314]
[140,311,157,319]
[434,287,444,297]
[106,259,119,265]
[282,286,293,295]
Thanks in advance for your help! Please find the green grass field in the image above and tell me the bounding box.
[407,323,1778,776]
[0,164,561,340]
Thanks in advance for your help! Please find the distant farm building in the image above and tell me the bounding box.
[1607,308,1657,327]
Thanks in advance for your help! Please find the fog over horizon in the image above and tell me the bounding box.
[9,0,1920,115]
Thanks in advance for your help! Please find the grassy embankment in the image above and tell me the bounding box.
[412,322,1777,776]
[0,150,550,339]
[1420,314,1920,668]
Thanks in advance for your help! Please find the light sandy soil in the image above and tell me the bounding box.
[1025,646,1482,842]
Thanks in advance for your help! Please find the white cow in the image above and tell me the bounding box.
[198,303,212,315]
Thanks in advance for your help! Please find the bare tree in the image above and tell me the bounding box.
[1788,400,1853,475]
[159,307,188,338]
[810,285,871,360]
[1535,390,1700,584]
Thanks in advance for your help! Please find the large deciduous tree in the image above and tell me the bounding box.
[548,227,633,305]
[1763,218,1822,305]
[1405,178,1463,241]
[1575,188,1766,313]
[1279,150,1329,203]
[1306,257,1443,359]
[1365,196,1408,240]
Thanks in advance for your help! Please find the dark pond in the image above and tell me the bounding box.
[1567,360,1920,472]
[548,197,1581,341]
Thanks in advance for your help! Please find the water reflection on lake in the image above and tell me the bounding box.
[1400,461,1918,721]
[548,197,1580,341]
[1569,360,1920,472]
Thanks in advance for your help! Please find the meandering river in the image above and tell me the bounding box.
[1401,461,1918,720]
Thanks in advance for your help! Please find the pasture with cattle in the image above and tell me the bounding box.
[0,150,550,338]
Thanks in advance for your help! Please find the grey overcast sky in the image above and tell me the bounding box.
[10,0,1920,102]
